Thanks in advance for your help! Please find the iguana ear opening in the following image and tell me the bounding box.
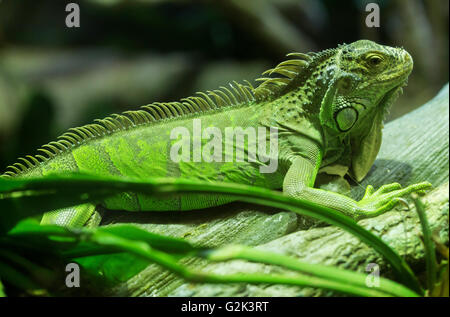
[335,107,358,132]
[349,110,383,182]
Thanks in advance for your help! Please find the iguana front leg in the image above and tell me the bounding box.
[283,156,431,221]
[40,203,100,227]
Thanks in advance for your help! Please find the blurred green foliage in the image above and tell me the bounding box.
[0,174,424,296]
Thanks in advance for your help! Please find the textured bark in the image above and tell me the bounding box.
[102,84,449,297]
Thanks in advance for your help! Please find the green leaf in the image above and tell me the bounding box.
[75,252,149,285]
[99,225,200,254]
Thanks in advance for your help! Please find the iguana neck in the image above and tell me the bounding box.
[258,53,338,143]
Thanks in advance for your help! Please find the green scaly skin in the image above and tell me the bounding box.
[2,40,431,227]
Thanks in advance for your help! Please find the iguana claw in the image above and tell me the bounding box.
[354,181,432,220]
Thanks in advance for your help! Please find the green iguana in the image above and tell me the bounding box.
[2,40,431,227]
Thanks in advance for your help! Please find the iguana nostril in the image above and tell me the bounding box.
[403,51,413,67]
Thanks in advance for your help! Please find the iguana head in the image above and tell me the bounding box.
[319,40,413,181]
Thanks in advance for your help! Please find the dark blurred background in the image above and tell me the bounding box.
[0,0,448,171]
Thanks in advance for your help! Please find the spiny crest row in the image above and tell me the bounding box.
[3,51,316,177]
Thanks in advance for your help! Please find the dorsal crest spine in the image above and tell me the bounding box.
[3,49,330,177]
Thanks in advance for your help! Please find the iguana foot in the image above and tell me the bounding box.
[353,181,432,220]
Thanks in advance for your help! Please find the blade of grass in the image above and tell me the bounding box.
[8,219,201,256]
[413,196,437,293]
[3,216,418,296]
[0,260,44,294]
[0,279,5,297]
[201,245,419,297]
[0,249,56,288]
[82,228,410,297]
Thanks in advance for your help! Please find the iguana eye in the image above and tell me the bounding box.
[368,55,383,66]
